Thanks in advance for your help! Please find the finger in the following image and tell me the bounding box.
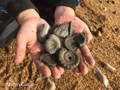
[15,33,27,64]
[80,45,95,66]
[78,57,88,75]
[50,67,61,79]
[34,60,51,77]
[57,66,64,75]
[76,49,88,74]
[83,26,93,43]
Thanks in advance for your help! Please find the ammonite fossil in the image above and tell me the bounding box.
[58,48,80,69]
[45,34,61,54]
[65,33,86,51]
[73,33,86,47]
[37,22,86,70]
[37,23,50,43]
[65,35,77,51]
[40,53,57,67]
[53,22,72,38]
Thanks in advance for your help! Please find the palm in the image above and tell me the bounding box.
[15,18,64,79]
[15,18,46,63]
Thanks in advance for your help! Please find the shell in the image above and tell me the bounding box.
[58,48,80,69]
[40,53,57,67]
[65,35,77,51]
[37,23,50,43]
[96,67,109,88]
[53,22,71,38]
[65,33,86,51]
[73,33,86,47]
[100,61,116,71]
[45,34,61,54]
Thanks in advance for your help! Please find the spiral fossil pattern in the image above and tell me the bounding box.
[58,48,80,69]
[73,34,86,47]
[45,34,61,54]
[40,53,57,67]
[65,34,86,51]
[65,35,77,51]
[37,22,86,69]
[53,23,70,38]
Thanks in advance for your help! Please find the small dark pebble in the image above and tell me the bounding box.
[106,0,115,4]
[112,11,117,14]
[91,27,103,37]
[97,27,103,33]
[111,1,115,4]
[114,45,120,52]
[114,28,119,31]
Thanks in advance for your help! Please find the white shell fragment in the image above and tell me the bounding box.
[104,62,116,71]
[96,67,109,88]
[100,61,116,72]
[47,78,56,90]
[98,31,102,37]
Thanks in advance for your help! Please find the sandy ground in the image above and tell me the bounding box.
[0,0,120,90]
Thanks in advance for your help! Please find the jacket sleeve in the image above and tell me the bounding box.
[54,0,80,10]
[6,0,37,17]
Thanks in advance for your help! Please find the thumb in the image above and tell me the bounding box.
[15,32,27,65]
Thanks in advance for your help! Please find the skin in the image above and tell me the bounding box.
[15,6,95,79]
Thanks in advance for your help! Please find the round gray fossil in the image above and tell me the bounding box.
[37,23,50,43]
[73,33,86,47]
[40,53,57,67]
[65,35,77,51]
[45,34,61,54]
[53,22,72,38]
[65,33,86,51]
[58,48,80,69]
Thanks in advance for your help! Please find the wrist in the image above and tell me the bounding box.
[54,6,75,20]
[17,9,40,24]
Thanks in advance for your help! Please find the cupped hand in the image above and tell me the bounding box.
[15,17,64,79]
[55,15,95,74]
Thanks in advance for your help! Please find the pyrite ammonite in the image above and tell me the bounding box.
[53,22,72,38]
[45,34,61,54]
[65,33,86,51]
[40,53,57,67]
[73,33,86,47]
[38,22,86,70]
[58,48,80,69]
